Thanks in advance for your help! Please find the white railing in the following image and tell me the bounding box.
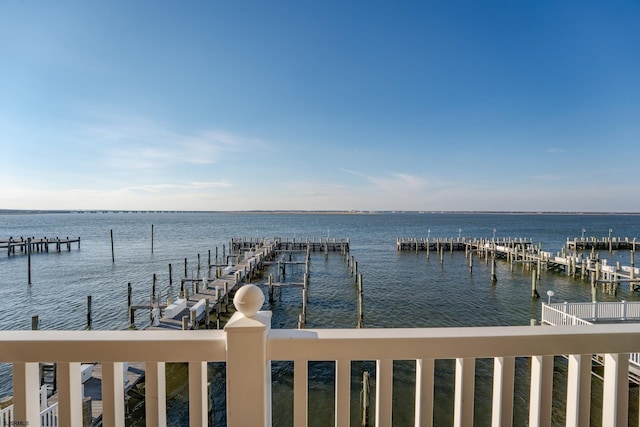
[2,288,640,427]
[543,301,640,323]
[541,302,640,375]
[0,406,13,427]
[0,401,57,427]
[40,402,58,427]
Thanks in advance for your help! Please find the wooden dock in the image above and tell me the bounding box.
[0,236,80,256]
[565,236,637,251]
[231,236,349,253]
[398,236,640,297]
[142,237,351,331]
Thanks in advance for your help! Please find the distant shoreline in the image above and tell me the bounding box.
[1,209,640,216]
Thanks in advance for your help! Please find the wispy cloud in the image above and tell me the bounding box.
[530,174,563,183]
[75,111,267,170]
[283,182,347,197]
[340,169,430,192]
[547,147,566,154]
[1,181,234,210]
[123,181,232,193]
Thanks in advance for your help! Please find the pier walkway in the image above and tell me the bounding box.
[0,237,80,256]
[398,236,640,294]
[148,237,349,331]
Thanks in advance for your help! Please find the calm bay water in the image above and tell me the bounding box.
[1,212,640,425]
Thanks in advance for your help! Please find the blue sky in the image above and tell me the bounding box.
[1,1,639,211]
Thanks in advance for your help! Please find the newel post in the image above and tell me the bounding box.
[225,284,271,427]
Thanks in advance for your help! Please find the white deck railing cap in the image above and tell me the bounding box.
[233,284,265,317]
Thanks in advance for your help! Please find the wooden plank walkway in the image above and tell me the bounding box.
[232,237,350,253]
[149,239,280,330]
[146,237,349,331]
[0,236,80,256]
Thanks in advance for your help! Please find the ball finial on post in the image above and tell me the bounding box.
[233,284,265,317]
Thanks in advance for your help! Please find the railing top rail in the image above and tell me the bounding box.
[268,323,640,360]
[0,330,226,363]
[3,323,640,363]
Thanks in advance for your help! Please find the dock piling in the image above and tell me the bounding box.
[361,371,370,426]
[87,295,92,329]
[127,283,132,311]
[268,274,274,303]
[110,230,115,263]
[152,274,157,303]
[531,270,539,299]
[491,257,497,283]
[27,237,32,285]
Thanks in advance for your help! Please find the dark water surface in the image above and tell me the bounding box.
[1,212,639,425]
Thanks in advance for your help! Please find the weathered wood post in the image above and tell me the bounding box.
[190,309,197,330]
[302,288,307,324]
[354,261,358,282]
[31,315,39,330]
[86,295,92,329]
[197,254,201,278]
[27,237,32,285]
[152,274,157,304]
[426,238,430,259]
[184,258,188,277]
[268,274,274,303]
[127,283,132,311]
[168,264,173,287]
[537,259,542,281]
[151,224,154,254]
[223,282,229,311]
[531,270,539,298]
[491,257,497,283]
[631,245,636,291]
[361,371,370,426]
[110,230,115,263]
